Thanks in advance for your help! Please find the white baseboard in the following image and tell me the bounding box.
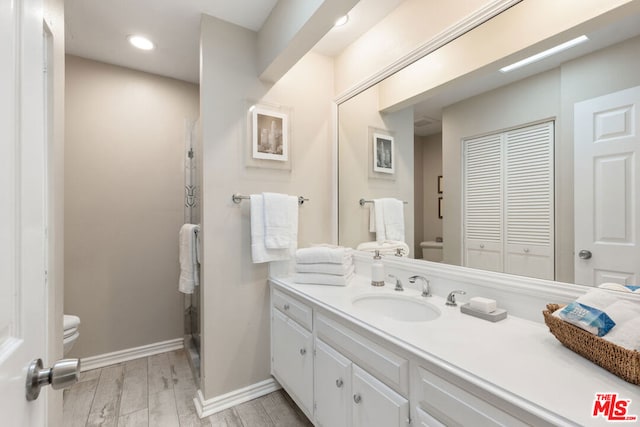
[194,378,281,418]
[80,338,184,371]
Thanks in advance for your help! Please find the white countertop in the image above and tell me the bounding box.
[271,274,640,427]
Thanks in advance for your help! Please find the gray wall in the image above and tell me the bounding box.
[442,69,560,269]
[338,83,415,254]
[199,15,335,400]
[441,34,640,283]
[64,55,199,358]
[420,134,443,247]
[558,34,640,283]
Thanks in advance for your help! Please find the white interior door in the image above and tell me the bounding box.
[574,85,640,286]
[0,0,48,424]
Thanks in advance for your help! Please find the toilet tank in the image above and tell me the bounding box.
[420,241,443,262]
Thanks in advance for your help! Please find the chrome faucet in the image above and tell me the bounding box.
[388,274,404,291]
[409,275,431,297]
[446,290,466,306]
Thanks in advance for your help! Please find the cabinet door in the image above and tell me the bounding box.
[352,365,409,427]
[314,339,351,427]
[272,309,313,415]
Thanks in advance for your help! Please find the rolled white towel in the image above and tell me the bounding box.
[294,271,354,286]
[296,262,354,276]
[296,247,352,265]
[605,300,640,326]
[598,282,632,293]
[603,317,640,350]
[575,289,618,311]
[356,240,410,257]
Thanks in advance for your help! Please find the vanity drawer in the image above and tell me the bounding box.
[272,289,313,331]
[316,313,408,396]
[414,366,528,427]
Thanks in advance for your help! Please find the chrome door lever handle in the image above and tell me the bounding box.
[26,358,80,401]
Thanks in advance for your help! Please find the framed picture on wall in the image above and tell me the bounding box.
[437,175,443,193]
[251,105,289,162]
[438,197,443,219]
[373,133,394,174]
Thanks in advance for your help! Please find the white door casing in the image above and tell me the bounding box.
[0,0,48,424]
[574,85,640,286]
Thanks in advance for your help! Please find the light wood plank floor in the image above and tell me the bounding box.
[63,349,312,427]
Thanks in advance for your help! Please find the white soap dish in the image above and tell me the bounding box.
[460,303,507,322]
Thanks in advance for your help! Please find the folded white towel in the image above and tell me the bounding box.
[598,282,632,293]
[296,262,354,276]
[294,271,354,286]
[575,289,618,311]
[604,317,640,350]
[296,247,352,265]
[263,192,297,249]
[373,198,405,243]
[251,195,295,263]
[356,240,410,257]
[605,300,640,326]
[179,224,200,294]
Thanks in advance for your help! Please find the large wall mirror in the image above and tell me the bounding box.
[338,2,640,289]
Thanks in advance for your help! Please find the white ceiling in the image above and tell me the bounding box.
[413,10,640,136]
[64,0,405,84]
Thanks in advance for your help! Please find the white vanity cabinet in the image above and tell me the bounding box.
[351,365,409,427]
[270,282,565,427]
[314,339,351,427]
[270,291,314,418]
[314,338,409,427]
[271,287,409,427]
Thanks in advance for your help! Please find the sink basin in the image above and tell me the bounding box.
[352,294,441,322]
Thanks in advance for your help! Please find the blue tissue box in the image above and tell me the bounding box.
[558,302,616,337]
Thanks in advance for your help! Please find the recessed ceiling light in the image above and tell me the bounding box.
[499,35,589,73]
[127,35,155,51]
[334,15,349,27]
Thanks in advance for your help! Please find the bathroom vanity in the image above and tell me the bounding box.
[269,255,639,427]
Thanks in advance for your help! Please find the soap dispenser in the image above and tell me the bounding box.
[371,250,384,287]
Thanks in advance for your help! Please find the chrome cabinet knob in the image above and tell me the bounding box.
[480,243,485,249]
[26,358,80,401]
[353,393,361,404]
[299,348,306,356]
[578,250,592,259]
[336,378,343,388]
[524,248,530,253]
[283,303,290,310]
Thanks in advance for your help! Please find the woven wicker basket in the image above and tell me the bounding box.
[543,304,640,385]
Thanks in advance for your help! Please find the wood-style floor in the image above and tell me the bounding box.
[63,349,312,427]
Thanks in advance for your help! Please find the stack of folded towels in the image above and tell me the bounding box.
[294,246,354,286]
[553,288,640,350]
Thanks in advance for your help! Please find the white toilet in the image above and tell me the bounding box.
[63,314,81,356]
[420,241,443,262]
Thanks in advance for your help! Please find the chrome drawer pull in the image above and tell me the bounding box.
[283,303,290,310]
[299,348,306,356]
[336,378,343,388]
[353,393,361,404]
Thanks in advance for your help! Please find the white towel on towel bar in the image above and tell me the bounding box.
[251,194,298,263]
[179,224,200,294]
[373,198,405,243]
[264,192,297,249]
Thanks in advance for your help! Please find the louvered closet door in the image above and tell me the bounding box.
[504,122,554,280]
[463,134,503,272]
